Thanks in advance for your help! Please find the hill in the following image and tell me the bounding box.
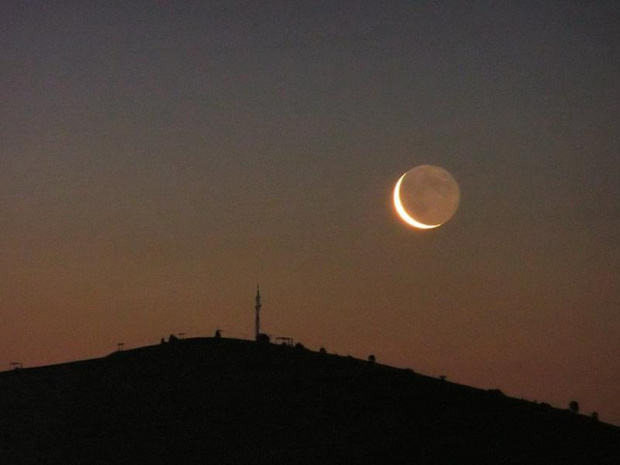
[1,337,619,464]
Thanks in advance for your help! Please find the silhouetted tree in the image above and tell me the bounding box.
[569,400,579,413]
[368,355,376,363]
[319,347,327,355]
[295,342,305,349]
[215,329,221,338]
[439,375,446,381]
[591,412,599,421]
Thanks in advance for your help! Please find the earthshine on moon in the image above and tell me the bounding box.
[393,165,460,229]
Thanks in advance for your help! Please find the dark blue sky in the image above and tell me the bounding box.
[1,1,619,423]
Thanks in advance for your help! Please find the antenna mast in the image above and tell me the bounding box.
[255,285,261,341]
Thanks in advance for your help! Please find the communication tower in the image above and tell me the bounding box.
[255,285,262,341]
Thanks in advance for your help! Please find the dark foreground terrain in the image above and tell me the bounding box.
[1,337,619,464]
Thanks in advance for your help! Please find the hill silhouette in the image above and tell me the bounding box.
[1,337,619,464]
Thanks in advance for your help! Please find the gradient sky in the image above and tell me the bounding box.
[2,1,619,424]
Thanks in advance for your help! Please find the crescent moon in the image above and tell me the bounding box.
[393,173,442,230]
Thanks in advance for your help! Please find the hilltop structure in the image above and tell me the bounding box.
[255,285,261,341]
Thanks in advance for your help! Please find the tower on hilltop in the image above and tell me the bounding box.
[255,285,261,341]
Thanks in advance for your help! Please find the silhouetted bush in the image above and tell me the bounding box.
[591,412,599,421]
[569,400,579,414]
[368,355,376,363]
[319,347,327,355]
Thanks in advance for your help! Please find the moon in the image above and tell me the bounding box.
[393,165,460,230]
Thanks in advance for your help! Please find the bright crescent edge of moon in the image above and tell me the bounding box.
[393,173,442,230]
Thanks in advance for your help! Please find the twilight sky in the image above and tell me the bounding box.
[1,1,619,424]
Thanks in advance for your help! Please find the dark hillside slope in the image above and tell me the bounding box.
[1,337,618,464]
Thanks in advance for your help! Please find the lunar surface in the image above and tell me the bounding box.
[393,165,460,229]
